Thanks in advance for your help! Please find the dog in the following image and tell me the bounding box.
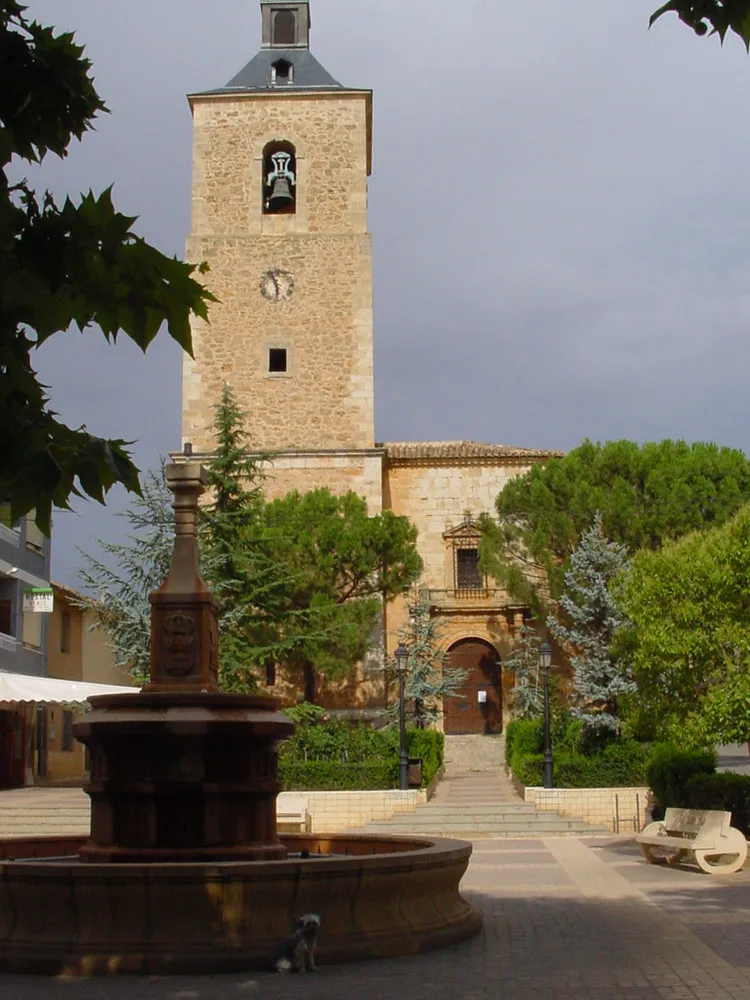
[271,913,321,973]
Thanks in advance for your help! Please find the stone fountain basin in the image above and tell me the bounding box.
[0,833,482,975]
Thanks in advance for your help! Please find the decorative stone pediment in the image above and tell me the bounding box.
[443,514,481,542]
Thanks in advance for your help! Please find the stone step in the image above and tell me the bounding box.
[369,815,597,830]
[443,735,507,775]
[0,814,88,822]
[382,808,540,821]
[362,823,608,837]
[365,814,606,828]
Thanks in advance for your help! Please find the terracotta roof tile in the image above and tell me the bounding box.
[380,441,563,461]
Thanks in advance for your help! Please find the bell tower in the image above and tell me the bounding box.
[182,1,375,472]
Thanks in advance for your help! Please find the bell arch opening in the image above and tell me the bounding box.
[443,638,503,735]
[272,9,297,46]
[262,140,297,215]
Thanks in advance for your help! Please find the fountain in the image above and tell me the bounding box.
[0,461,481,974]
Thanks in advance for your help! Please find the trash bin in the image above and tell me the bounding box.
[407,757,422,788]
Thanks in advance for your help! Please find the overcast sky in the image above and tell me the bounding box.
[20,0,750,586]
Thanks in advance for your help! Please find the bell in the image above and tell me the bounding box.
[267,177,294,210]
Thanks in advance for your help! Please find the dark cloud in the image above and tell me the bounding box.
[19,0,750,584]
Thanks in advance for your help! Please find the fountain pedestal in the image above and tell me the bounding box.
[74,463,293,863]
[76,692,292,862]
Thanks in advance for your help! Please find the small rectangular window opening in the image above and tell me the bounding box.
[60,610,71,653]
[62,710,75,752]
[265,661,276,687]
[268,348,288,373]
[0,599,11,636]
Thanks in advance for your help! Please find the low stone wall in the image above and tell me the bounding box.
[279,789,427,833]
[523,785,652,833]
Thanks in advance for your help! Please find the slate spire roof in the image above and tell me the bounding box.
[220,48,342,93]
[193,1,344,97]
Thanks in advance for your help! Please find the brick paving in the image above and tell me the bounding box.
[2,834,750,999]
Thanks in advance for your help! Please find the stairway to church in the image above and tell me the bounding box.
[359,735,610,839]
[443,733,508,775]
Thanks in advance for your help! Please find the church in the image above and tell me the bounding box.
[180,1,558,733]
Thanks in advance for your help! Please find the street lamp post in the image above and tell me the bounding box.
[538,641,553,789]
[395,643,409,791]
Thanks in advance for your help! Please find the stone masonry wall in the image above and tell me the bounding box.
[262,450,383,512]
[183,92,373,455]
[384,459,535,591]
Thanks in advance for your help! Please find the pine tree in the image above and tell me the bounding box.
[505,621,543,718]
[383,590,467,728]
[261,489,422,702]
[200,383,272,690]
[200,383,316,692]
[547,513,633,733]
[76,464,174,683]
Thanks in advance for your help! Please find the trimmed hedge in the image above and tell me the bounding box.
[279,760,399,791]
[686,772,750,836]
[553,741,648,788]
[507,714,649,789]
[646,744,717,810]
[511,742,648,789]
[278,722,444,790]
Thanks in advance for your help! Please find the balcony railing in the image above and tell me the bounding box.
[0,524,20,547]
[428,587,511,607]
[0,632,19,653]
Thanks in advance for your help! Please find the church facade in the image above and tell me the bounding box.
[181,1,558,732]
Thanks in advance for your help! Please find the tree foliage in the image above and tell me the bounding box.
[619,504,750,740]
[480,439,750,606]
[504,621,544,719]
[0,2,214,532]
[548,514,633,734]
[650,1,750,48]
[199,384,286,691]
[261,489,422,699]
[382,590,467,729]
[76,463,174,683]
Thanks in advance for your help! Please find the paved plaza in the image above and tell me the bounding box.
[1,834,749,1000]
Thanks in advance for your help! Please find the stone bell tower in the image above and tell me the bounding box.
[182,1,377,499]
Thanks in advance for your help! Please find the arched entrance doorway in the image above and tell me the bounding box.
[443,639,503,735]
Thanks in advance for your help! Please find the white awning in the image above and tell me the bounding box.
[0,672,138,706]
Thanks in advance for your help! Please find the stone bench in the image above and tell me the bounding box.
[637,807,747,874]
[276,794,310,833]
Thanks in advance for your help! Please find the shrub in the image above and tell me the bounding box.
[279,722,443,789]
[646,744,717,810]
[685,772,750,836]
[281,721,397,764]
[506,718,544,771]
[513,753,544,787]
[553,741,648,788]
[406,729,444,787]
[279,759,398,791]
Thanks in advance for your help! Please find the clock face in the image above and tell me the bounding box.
[260,269,294,302]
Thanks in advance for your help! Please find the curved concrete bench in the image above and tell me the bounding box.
[637,807,747,874]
